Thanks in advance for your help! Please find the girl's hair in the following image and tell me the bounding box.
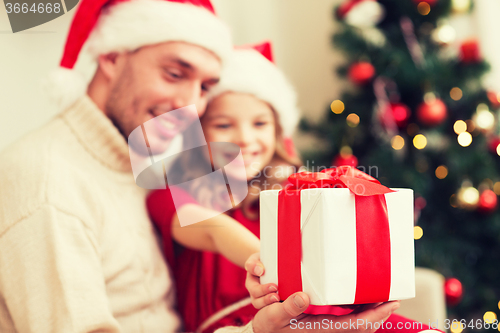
[167,96,302,220]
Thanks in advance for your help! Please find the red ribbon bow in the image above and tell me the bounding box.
[286,166,395,196]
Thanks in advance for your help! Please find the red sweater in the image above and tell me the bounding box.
[147,187,258,333]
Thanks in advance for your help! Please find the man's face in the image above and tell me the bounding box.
[104,42,222,155]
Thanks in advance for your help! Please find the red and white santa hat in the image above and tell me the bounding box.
[45,0,232,111]
[207,41,300,138]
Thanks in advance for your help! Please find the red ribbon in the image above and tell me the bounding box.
[277,166,393,304]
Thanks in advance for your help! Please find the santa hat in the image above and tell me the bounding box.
[207,41,300,139]
[45,0,232,111]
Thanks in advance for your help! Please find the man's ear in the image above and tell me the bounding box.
[97,52,123,81]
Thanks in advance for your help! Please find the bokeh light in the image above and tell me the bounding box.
[391,135,405,150]
[459,187,479,208]
[417,2,431,15]
[331,100,345,114]
[494,182,500,195]
[465,119,476,132]
[453,120,467,134]
[457,132,472,147]
[450,321,463,333]
[346,113,360,127]
[413,134,427,149]
[450,87,463,101]
[475,109,495,130]
[435,165,448,179]
[414,226,423,240]
[450,194,458,208]
[484,311,497,323]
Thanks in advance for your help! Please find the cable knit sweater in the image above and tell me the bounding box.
[0,95,253,333]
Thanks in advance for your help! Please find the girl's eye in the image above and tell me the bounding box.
[255,121,268,127]
[215,124,231,129]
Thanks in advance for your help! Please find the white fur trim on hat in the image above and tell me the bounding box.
[43,67,87,111]
[85,0,232,64]
[208,49,300,137]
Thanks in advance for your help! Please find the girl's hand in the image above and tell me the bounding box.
[244,252,280,310]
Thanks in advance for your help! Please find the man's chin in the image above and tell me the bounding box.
[128,136,173,157]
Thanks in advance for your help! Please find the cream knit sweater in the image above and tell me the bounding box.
[0,96,254,333]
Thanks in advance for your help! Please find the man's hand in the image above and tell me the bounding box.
[245,253,401,333]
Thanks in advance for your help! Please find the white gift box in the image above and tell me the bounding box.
[260,188,415,305]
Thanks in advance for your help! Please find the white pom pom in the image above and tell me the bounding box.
[42,67,87,111]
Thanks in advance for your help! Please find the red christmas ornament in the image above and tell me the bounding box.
[413,0,438,6]
[382,103,412,128]
[488,137,500,154]
[487,91,500,109]
[445,277,463,307]
[460,40,481,64]
[416,98,447,126]
[333,154,359,168]
[478,189,498,214]
[348,62,375,85]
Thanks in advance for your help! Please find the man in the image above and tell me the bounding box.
[0,0,399,331]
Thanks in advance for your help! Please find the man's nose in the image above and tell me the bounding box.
[171,82,201,110]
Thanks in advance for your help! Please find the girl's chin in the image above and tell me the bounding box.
[223,169,259,182]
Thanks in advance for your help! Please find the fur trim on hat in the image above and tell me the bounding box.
[43,67,87,111]
[86,0,232,64]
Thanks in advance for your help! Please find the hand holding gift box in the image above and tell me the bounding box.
[260,166,415,309]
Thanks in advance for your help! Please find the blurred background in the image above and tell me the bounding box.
[2,0,500,328]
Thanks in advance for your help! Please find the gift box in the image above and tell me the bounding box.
[260,166,415,305]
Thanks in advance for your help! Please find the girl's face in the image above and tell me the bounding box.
[202,92,276,180]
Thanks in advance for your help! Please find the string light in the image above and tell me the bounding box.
[391,135,405,150]
[417,2,431,15]
[331,100,345,114]
[450,87,463,101]
[494,182,500,195]
[413,134,427,149]
[450,322,463,333]
[458,186,479,209]
[453,120,467,134]
[484,311,497,323]
[414,226,423,240]
[433,25,456,44]
[346,113,360,127]
[435,165,448,179]
[496,145,500,157]
[474,109,495,131]
[457,132,472,147]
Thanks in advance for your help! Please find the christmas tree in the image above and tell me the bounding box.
[300,0,500,324]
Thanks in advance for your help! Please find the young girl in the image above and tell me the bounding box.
[147,41,302,333]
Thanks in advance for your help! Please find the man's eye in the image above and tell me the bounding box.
[164,68,183,80]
